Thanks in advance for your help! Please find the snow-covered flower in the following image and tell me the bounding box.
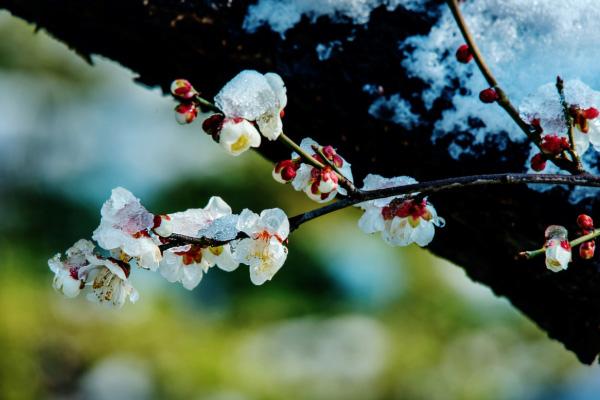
[48,239,95,298]
[544,225,571,272]
[233,208,289,285]
[170,79,197,100]
[92,187,161,271]
[159,196,239,290]
[174,103,198,124]
[214,70,287,140]
[289,138,353,203]
[356,174,444,247]
[218,118,261,156]
[81,256,139,307]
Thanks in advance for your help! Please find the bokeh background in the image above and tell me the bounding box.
[1,11,600,400]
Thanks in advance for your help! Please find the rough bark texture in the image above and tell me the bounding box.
[3,0,600,363]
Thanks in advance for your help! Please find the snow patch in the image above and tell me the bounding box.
[244,0,425,36]
[400,0,600,158]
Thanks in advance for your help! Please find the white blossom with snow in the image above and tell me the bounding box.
[215,70,287,140]
[92,187,162,270]
[233,208,290,285]
[158,196,239,290]
[356,174,444,247]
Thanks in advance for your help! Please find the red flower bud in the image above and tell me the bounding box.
[577,214,594,230]
[170,79,197,99]
[583,107,599,120]
[281,166,297,181]
[202,114,225,141]
[540,134,570,155]
[455,44,473,64]
[175,103,198,124]
[579,240,595,260]
[531,153,547,171]
[479,88,499,104]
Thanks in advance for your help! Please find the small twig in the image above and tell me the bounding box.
[446,0,580,175]
[518,229,600,260]
[556,76,584,173]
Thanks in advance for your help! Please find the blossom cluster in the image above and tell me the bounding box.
[49,188,290,307]
[356,174,444,247]
[171,70,287,156]
[272,138,354,203]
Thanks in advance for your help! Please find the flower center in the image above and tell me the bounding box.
[231,133,249,152]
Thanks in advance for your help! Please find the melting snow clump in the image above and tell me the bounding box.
[244,0,426,36]
[368,94,419,129]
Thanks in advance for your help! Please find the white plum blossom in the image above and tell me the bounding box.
[159,196,239,290]
[233,208,289,285]
[81,256,139,307]
[215,70,287,140]
[289,138,354,203]
[544,225,571,272]
[92,187,162,270]
[356,174,444,247]
[48,239,138,307]
[48,239,95,298]
[219,118,262,156]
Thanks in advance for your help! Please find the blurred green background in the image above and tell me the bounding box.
[0,11,599,400]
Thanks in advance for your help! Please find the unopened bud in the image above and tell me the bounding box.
[175,103,198,124]
[579,240,596,260]
[455,44,473,63]
[479,88,499,104]
[577,214,594,230]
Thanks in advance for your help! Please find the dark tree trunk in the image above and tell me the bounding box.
[3,0,600,364]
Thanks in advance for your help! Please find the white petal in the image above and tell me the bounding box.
[237,209,260,236]
[204,196,232,219]
[259,208,290,239]
[181,265,205,290]
[574,131,590,155]
[357,207,385,234]
[264,72,287,110]
[411,220,436,247]
[589,120,600,151]
[291,164,313,191]
[257,112,283,140]
[219,119,261,156]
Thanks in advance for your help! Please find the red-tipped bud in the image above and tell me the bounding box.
[540,134,570,155]
[281,166,297,181]
[272,159,299,183]
[170,79,197,100]
[579,240,595,260]
[530,118,543,133]
[455,44,473,63]
[175,103,198,124]
[577,214,594,230]
[202,113,225,141]
[479,88,499,104]
[583,107,599,120]
[531,153,547,171]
